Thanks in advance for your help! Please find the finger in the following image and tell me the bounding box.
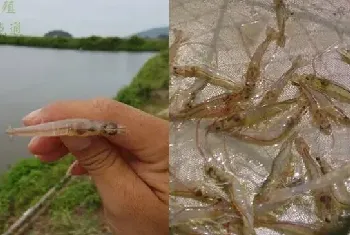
[28,137,69,162]
[22,98,168,162]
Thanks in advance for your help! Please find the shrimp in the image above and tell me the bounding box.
[207,98,297,132]
[228,97,307,146]
[6,119,126,137]
[294,136,334,223]
[204,165,256,235]
[259,55,306,106]
[338,48,350,65]
[170,92,245,120]
[172,64,243,92]
[170,179,223,205]
[170,28,187,69]
[297,81,332,135]
[273,0,290,48]
[257,160,350,213]
[254,132,297,205]
[315,157,350,208]
[244,26,279,97]
[298,74,350,104]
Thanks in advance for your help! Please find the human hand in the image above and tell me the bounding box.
[22,98,169,235]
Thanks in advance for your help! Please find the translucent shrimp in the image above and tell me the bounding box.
[228,98,308,146]
[243,26,279,97]
[298,81,332,135]
[338,48,350,65]
[294,136,334,223]
[204,165,256,235]
[273,0,290,48]
[254,132,297,205]
[6,119,126,137]
[170,92,246,120]
[207,98,297,132]
[297,74,350,104]
[315,157,350,208]
[172,64,243,92]
[259,55,306,106]
[170,28,188,69]
[256,161,350,213]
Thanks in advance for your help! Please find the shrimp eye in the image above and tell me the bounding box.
[102,122,120,135]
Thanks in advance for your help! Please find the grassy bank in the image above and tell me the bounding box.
[0,35,168,52]
[115,49,169,111]
[0,49,169,234]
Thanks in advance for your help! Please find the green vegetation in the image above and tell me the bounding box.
[0,156,104,234]
[115,49,169,109]
[0,35,168,52]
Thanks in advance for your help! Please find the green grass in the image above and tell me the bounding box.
[0,35,168,52]
[115,49,169,108]
[0,156,102,234]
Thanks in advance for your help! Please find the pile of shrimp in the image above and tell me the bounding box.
[169,1,350,235]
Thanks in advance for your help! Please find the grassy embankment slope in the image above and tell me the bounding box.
[0,35,168,52]
[0,49,169,234]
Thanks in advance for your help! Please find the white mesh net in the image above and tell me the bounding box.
[170,0,350,234]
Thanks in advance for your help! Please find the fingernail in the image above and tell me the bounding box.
[23,108,42,121]
[61,136,92,152]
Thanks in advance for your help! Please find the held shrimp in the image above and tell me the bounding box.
[6,119,126,137]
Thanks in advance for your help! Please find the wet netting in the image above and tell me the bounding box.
[169,0,350,234]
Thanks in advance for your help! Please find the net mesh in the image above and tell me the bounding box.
[170,0,350,234]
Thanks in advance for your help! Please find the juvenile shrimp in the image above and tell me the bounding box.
[338,48,350,65]
[172,64,243,92]
[170,92,245,120]
[297,81,332,136]
[294,136,334,223]
[207,98,297,132]
[315,156,350,208]
[170,28,187,69]
[244,26,279,97]
[170,179,223,205]
[297,74,350,104]
[228,98,307,146]
[6,119,126,137]
[259,55,306,106]
[204,165,256,235]
[258,157,350,214]
[254,132,297,205]
[273,0,290,48]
